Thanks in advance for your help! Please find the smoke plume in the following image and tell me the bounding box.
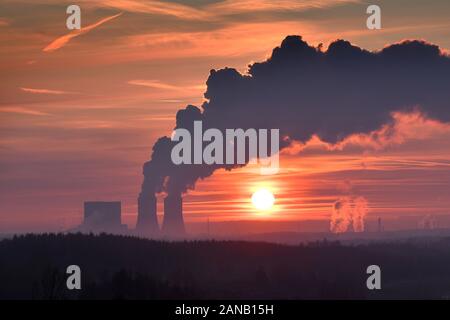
[140,35,450,196]
[330,196,368,233]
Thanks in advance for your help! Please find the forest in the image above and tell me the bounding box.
[1,233,450,299]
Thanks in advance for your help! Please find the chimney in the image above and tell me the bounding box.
[162,192,185,236]
[136,192,159,234]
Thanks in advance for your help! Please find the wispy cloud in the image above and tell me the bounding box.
[128,79,205,91]
[136,115,175,122]
[43,12,123,52]
[0,18,10,27]
[88,0,357,20]
[20,87,76,95]
[120,21,316,61]
[128,79,180,90]
[207,0,359,15]
[89,0,207,20]
[0,106,50,116]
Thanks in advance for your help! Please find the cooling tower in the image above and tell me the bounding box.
[162,192,185,236]
[136,192,159,234]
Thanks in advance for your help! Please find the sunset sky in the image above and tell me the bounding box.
[1,0,450,233]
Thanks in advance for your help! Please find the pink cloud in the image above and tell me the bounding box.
[0,106,50,116]
[128,79,205,91]
[0,18,10,27]
[43,12,123,52]
[20,87,76,95]
[282,110,450,155]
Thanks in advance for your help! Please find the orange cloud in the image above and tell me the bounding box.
[0,18,10,27]
[281,111,450,156]
[0,106,50,116]
[207,0,359,15]
[89,0,357,20]
[90,0,208,20]
[43,12,123,52]
[332,111,450,151]
[118,21,317,62]
[20,87,76,95]
[128,79,205,91]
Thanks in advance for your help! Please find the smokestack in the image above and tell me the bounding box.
[162,192,185,236]
[136,192,159,234]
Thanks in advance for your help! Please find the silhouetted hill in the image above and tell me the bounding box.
[2,233,450,299]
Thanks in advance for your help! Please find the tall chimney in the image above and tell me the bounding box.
[136,192,159,234]
[162,192,185,236]
[377,217,382,232]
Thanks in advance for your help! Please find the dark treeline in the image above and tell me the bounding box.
[1,233,450,299]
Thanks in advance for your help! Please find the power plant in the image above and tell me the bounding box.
[136,191,185,236]
[77,194,185,236]
[80,201,128,233]
[162,191,185,235]
[79,157,187,236]
[136,192,159,234]
[135,150,188,236]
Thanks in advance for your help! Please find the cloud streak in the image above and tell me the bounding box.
[43,12,123,52]
[89,0,207,20]
[20,87,76,95]
[88,0,357,21]
[0,18,10,27]
[128,79,205,91]
[207,0,359,15]
[0,106,50,116]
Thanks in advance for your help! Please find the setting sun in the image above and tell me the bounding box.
[251,189,275,211]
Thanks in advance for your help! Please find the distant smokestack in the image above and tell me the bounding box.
[136,192,159,234]
[418,214,436,230]
[162,192,185,235]
[330,196,368,234]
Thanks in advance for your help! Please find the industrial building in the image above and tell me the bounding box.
[81,201,127,233]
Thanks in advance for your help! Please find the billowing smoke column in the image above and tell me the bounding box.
[137,35,450,235]
[330,196,368,233]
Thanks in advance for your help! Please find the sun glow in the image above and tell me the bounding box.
[251,188,275,211]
